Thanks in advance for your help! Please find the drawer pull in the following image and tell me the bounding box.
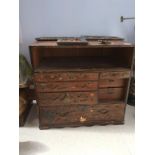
[80,116,87,123]
[39,83,46,87]
[111,73,117,76]
[60,93,70,103]
[90,93,95,97]
[59,77,63,80]
[50,75,59,80]
[90,109,94,112]
[107,88,114,94]
[109,79,114,82]
[98,109,108,115]
[108,91,114,94]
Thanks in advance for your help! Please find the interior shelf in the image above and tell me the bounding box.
[35,56,130,72]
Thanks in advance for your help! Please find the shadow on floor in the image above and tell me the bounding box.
[19,141,49,155]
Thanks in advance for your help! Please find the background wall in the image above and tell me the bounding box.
[19,0,135,61]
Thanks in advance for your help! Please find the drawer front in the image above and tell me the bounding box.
[36,81,98,92]
[99,88,125,100]
[39,103,125,127]
[34,72,98,82]
[37,92,97,106]
[99,79,127,88]
[100,71,130,79]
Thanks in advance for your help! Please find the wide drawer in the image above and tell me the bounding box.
[99,88,125,100]
[37,91,97,106]
[39,103,125,128]
[36,81,97,92]
[99,79,127,88]
[34,72,98,82]
[100,71,130,79]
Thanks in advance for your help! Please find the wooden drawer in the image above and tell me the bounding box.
[36,81,98,92]
[39,103,125,128]
[37,92,97,106]
[99,88,125,100]
[34,72,98,82]
[99,79,127,88]
[100,71,130,79]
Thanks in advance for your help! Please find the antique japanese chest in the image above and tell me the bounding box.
[29,37,134,129]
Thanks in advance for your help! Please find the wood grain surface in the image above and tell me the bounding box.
[99,71,130,79]
[37,91,97,106]
[34,72,98,82]
[99,88,125,100]
[36,81,98,92]
[99,79,127,88]
[39,103,125,128]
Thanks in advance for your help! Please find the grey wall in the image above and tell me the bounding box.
[19,0,135,61]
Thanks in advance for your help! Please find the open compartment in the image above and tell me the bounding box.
[30,46,134,72]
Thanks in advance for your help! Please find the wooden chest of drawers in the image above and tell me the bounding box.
[30,39,134,129]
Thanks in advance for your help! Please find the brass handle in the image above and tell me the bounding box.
[80,116,87,123]
[39,83,46,87]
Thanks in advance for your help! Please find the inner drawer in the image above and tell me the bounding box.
[35,81,98,92]
[37,91,97,106]
[99,88,125,100]
[34,72,98,82]
[39,103,125,127]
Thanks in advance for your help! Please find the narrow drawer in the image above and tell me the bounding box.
[36,81,98,92]
[99,79,127,88]
[37,92,97,106]
[39,103,125,128]
[100,71,130,79]
[34,72,98,82]
[99,88,125,100]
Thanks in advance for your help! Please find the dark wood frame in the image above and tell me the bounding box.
[29,39,134,129]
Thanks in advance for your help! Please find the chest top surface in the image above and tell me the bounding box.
[30,40,134,48]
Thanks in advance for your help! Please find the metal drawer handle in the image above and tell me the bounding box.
[111,73,117,76]
[39,83,46,87]
[80,116,87,123]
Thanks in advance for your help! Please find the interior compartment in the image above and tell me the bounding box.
[30,46,134,71]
